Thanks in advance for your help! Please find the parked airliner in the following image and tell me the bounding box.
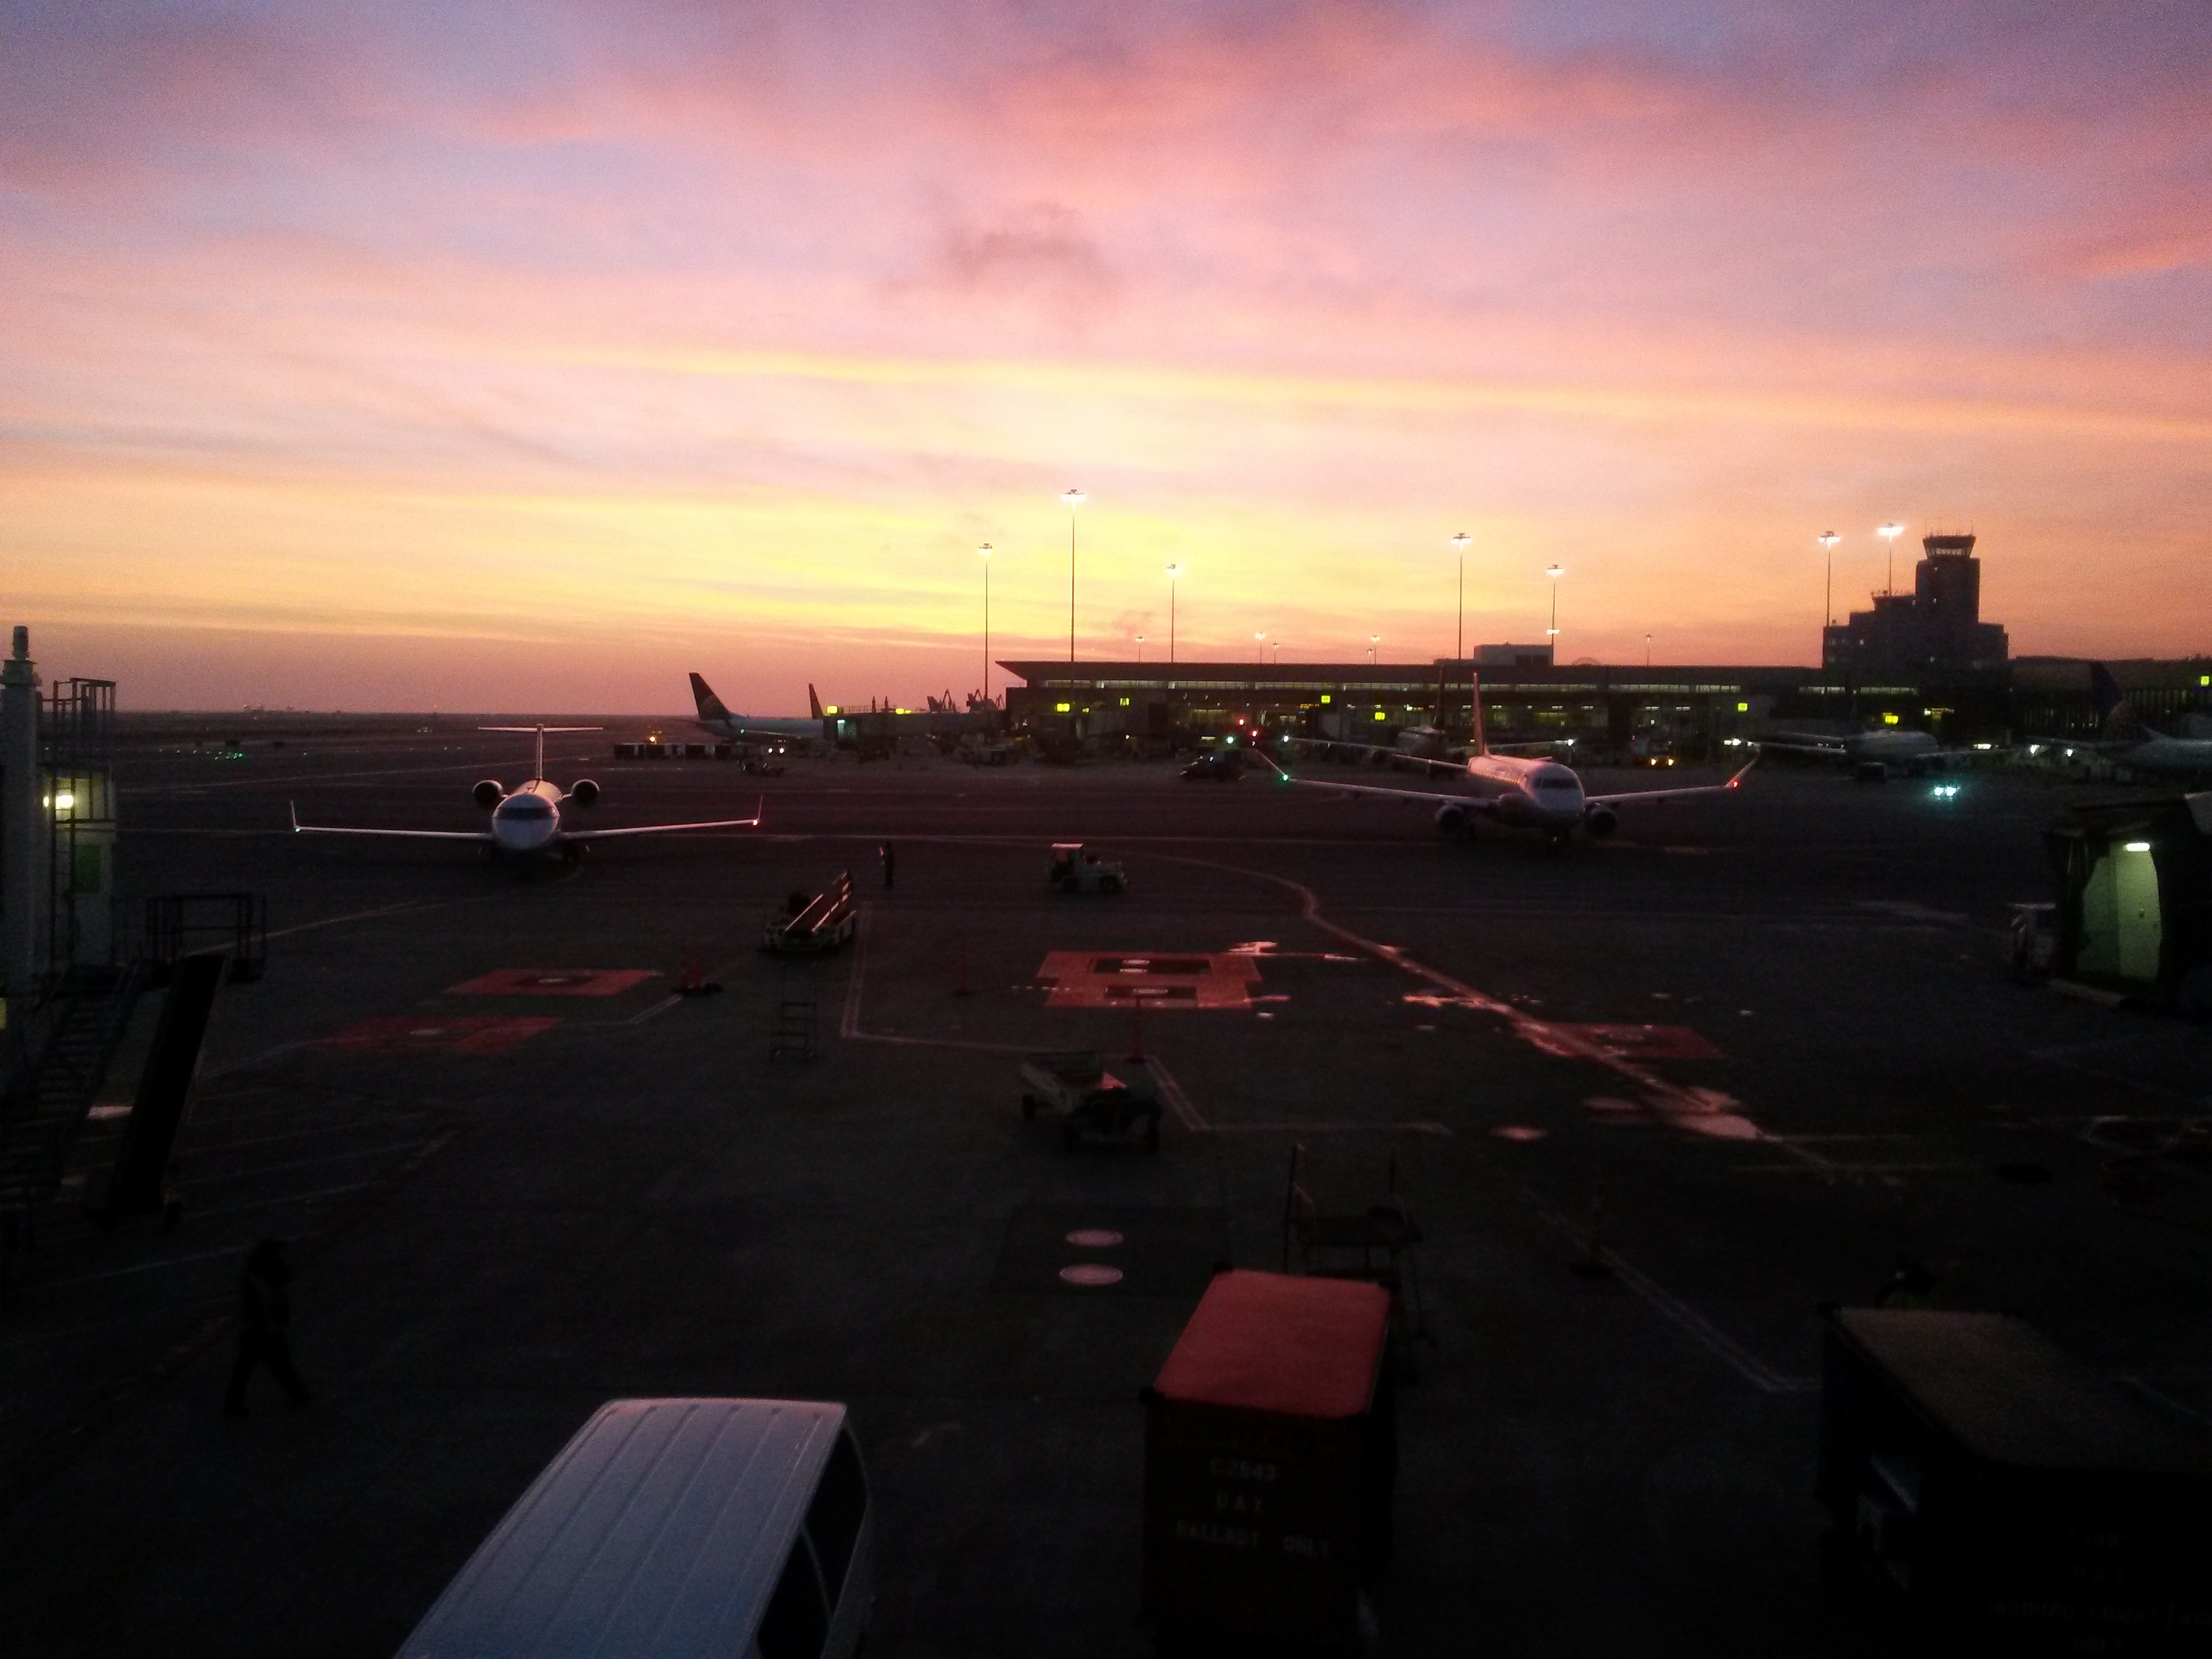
[2045,663,2212,779]
[291,726,762,863]
[1755,725,1958,775]
[1263,682,1754,846]
[689,674,830,747]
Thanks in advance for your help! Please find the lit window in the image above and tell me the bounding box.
[1055,702,1071,713]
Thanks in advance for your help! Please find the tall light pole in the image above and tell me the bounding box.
[1644,632,1652,668]
[1545,563,1563,657]
[1878,521,1904,596]
[1061,487,1085,660]
[1449,531,1470,659]
[1368,634,1379,665]
[978,542,994,702]
[1135,634,1145,663]
[1818,530,1839,666]
[1254,631,1266,665]
[1165,562,1181,663]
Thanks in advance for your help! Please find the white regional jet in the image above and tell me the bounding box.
[291,726,762,863]
[1263,681,1754,847]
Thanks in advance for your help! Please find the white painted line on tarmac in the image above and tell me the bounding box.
[1145,1057,1206,1132]
[1208,1121,1452,1136]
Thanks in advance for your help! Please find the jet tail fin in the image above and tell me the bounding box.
[2090,662,2163,739]
[690,672,731,722]
[808,683,824,721]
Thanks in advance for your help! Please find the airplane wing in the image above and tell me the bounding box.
[1752,735,1848,760]
[1282,737,1463,774]
[1253,755,1504,815]
[1585,756,1757,808]
[563,800,764,841]
[291,803,490,841]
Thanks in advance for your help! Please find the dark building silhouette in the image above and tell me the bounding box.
[1824,533,2009,678]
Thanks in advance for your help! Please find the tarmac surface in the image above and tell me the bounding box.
[3,719,2210,1657]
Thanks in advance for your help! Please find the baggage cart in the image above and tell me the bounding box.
[764,872,855,954]
[1143,1270,1395,1654]
[1019,1050,1161,1151]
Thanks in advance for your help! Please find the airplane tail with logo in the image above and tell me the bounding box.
[808,684,824,721]
[689,672,732,725]
[2091,662,2161,739]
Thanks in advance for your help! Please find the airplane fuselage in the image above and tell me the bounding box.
[1462,755,1591,836]
[489,780,568,857]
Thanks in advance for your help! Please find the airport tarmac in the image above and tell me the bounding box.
[4,724,2209,1657]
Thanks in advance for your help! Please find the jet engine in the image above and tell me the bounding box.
[1434,802,1469,837]
[1583,805,1618,838]
[472,779,504,809]
[567,778,600,808]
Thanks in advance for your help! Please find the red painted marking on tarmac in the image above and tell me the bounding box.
[1036,951,1258,1010]
[444,968,657,997]
[323,1015,559,1054]
[1549,1023,1724,1061]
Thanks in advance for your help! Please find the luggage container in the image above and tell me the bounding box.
[1142,1270,1395,1654]
[1817,1307,2212,1654]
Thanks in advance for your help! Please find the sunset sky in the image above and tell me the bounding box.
[5,1,2207,714]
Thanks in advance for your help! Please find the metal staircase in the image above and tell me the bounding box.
[1,968,143,1277]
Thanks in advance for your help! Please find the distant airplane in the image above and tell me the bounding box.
[1756,725,1959,775]
[689,674,830,747]
[1263,678,1755,847]
[2024,663,2212,779]
[291,726,762,863]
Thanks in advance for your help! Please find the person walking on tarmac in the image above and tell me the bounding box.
[225,1237,312,1414]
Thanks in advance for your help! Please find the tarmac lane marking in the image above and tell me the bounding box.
[319,1015,559,1054]
[443,968,657,997]
[1142,850,1832,1166]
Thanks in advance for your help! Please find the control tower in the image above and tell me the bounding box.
[1823,533,2009,678]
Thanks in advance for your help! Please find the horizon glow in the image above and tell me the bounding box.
[3,1,2207,712]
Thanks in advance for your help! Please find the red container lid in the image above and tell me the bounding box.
[1154,1270,1391,1420]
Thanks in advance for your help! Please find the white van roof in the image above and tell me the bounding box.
[398,1397,849,1658]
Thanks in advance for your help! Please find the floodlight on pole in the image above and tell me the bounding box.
[1061,488,1085,660]
[1449,531,1470,659]
[1818,530,1839,665]
[1368,634,1379,665]
[1878,521,1904,596]
[1135,634,1145,662]
[978,543,994,701]
[1544,563,1563,653]
[1254,632,1266,664]
[1165,562,1181,663]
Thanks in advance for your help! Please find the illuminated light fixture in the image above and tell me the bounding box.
[52,792,75,811]
[1164,562,1181,663]
[1449,531,1470,659]
[1061,487,1085,661]
[1544,563,1563,644]
[1818,530,1839,638]
[1878,521,1905,594]
[2123,840,2152,853]
[978,542,994,702]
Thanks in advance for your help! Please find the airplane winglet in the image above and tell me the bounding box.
[754,796,765,827]
[289,800,300,832]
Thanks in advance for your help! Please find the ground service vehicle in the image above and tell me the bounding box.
[1020,1050,1162,1151]
[1048,842,1126,893]
[396,1397,874,1659]
[764,872,855,954]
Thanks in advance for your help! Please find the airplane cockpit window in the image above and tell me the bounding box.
[501,796,554,817]
[1533,765,1580,792]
